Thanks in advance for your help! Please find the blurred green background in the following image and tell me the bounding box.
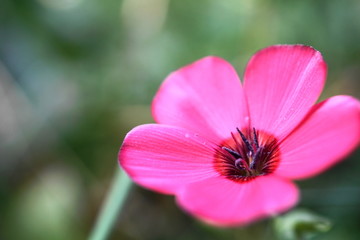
[1,0,360,239]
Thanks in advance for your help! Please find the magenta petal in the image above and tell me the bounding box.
[275,96,360,179]
[244,45,327,139]
[152,57,249,141]
[119,124,219,194]
[176,176,299,226]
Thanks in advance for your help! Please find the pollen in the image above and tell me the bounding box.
[214,128,280,183]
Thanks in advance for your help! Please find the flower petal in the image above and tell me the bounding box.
[244,45,327,139]
[176,176,299,226]
[275,95,360,179]
[119,124,219,194]
[152,57,249,141]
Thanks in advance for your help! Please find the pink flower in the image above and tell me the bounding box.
[119,45,360,226]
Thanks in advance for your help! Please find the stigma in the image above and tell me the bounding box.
[214,127,280,183]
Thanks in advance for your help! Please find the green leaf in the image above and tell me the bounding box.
[274,209,332,240]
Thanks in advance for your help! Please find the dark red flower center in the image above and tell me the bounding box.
[214,128,280,183]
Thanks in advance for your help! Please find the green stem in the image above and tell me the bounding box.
[89,168,132,240]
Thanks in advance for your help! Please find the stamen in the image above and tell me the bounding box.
[253,127,259,149]
[250,146,263,169]
[237,128,254,153]
[214,127,280,183]
[222,147,242,159]
[230,132,242,149]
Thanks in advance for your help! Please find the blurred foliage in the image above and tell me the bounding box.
[1,0,360,239]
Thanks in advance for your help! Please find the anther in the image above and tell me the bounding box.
[235,158,250,171]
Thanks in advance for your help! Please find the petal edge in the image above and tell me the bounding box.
[176,175,299,226]
[275,95,360,179]
[119,124,219,194]
[244,45,327,140]
[152,56,249,141]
